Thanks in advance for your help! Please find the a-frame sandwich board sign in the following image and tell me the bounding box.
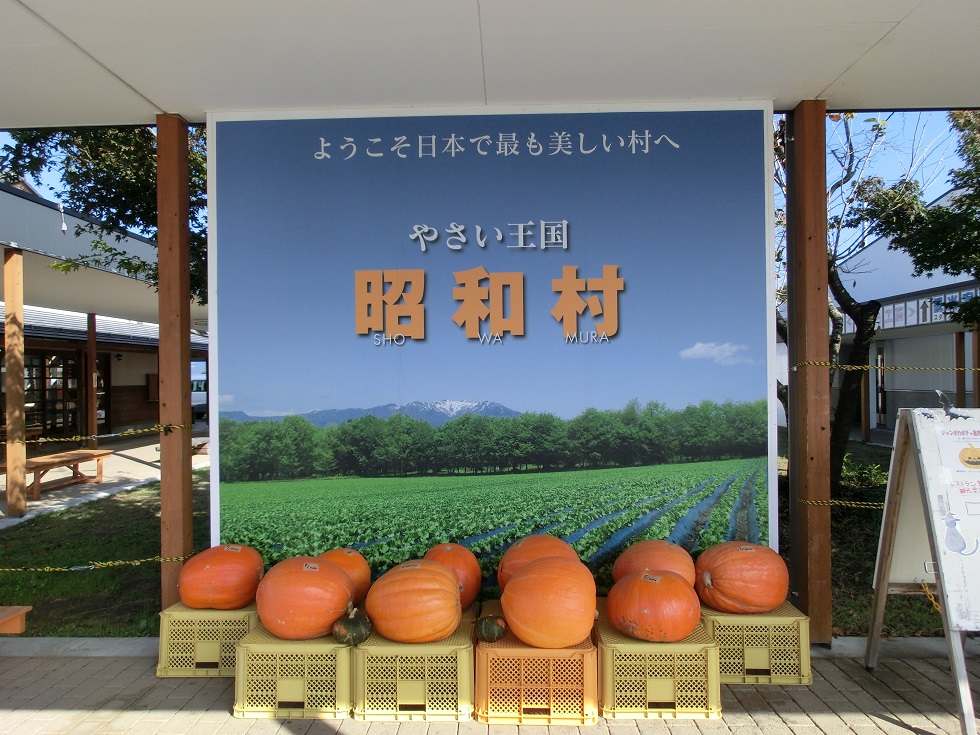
[865,406,979,735]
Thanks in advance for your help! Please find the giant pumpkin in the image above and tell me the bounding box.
[318,547,372,604]
[606,570,700,642]
[694,541,789,614]
[496,533,580,590]
[500,555,596,648]
[365,559,462,643]
[255,556,354,640]
[611,539,696,586]
[423,542,482,609]
[177,543,265,610]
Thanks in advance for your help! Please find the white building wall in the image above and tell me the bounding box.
[872,330,976,428]
[111,353,158,387]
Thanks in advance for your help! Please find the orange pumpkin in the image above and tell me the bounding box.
[612,539,696,586]
[606,570,701,642]
[255,556,354,640]
[318,547,372,604]
[960,445,980,468]
[496,533,580,590]
[365,559,462,643]
[694,541,789,614]
[423,542,482,609]
[500,555,596,648]
[177,543,265,610]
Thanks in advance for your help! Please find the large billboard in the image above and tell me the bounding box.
[209,104,775,591]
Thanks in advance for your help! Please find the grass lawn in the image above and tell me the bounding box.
[0,446,944,638]
[0,469,211,637]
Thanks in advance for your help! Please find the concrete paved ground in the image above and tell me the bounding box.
[0,635,977,735]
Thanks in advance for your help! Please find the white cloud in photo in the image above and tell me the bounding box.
[679,342,753,366]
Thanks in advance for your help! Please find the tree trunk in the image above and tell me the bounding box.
[828,259,881,491]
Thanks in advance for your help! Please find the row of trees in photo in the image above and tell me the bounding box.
[217,398,768,482]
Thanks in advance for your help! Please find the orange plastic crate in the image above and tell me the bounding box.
[475,600,598,726]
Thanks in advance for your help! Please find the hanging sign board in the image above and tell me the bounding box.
[866,406,979,735]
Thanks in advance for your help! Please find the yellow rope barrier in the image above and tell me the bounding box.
[795,360,979,372]
[0,554,194,574]
[5,423,194,446]
[920,582,943,614]
[797,497,885,510]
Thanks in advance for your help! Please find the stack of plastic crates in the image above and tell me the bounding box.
[699,600,812,685]
[474,600,599,726]
[156,602,259,678]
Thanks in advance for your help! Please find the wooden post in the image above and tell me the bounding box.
[87,313,98,449]
[157,114,193,610]
[973,325,979,409]
[861,368,871,442]
[954,331,965,408]
[3,247,27,518]
[785,100,832,644]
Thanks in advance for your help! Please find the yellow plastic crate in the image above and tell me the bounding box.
[156,602,259,677]
[475,600,598,726]
[352,623,475,721]
[233,624,352,719]
[699,601,812,685]
[594,616,721,719]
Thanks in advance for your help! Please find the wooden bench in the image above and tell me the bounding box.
[0,606,31,634]
[0,449,114,500]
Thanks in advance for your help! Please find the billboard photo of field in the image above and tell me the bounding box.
[209,104,775,585]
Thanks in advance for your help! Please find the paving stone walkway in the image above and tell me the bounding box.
[0,642,976,735]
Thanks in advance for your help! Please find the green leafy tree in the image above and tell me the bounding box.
[278,415,321,479]
[518,412,569,471]
[849,111,980,327]
[638,401,679,464]
[0,126,208,305]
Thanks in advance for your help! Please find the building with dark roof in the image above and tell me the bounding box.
[0,181,208,446]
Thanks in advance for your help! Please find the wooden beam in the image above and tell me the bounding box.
[785,100,833,644]
[87,313,98,449]
[157,114,193,610]
[3,247,27,518]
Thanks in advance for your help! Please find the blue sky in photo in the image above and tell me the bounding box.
[213,107,771,420]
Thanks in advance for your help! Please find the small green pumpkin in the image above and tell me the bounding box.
[332,607,372,646]
[474,614,508,643]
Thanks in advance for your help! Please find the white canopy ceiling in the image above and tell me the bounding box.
[2,0,979,130]
[2,0,977,326]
